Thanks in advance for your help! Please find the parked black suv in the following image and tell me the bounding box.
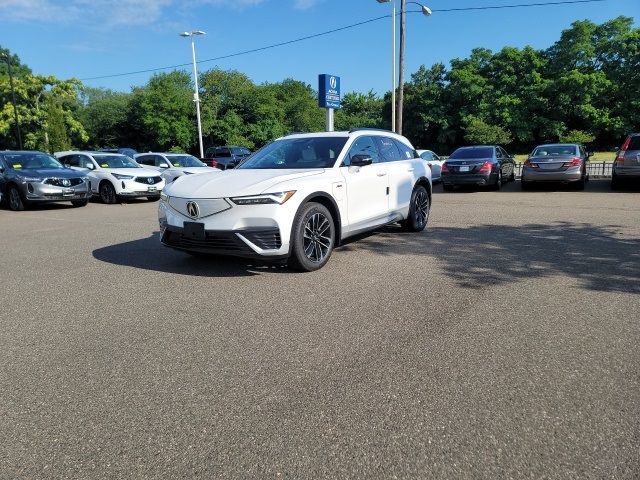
[612,133,640,190]
[204,146,251,170]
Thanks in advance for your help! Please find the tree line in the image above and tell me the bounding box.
[1,16,638,155]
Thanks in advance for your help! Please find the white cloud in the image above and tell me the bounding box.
[0,0,316,25]
[293,0,321,9]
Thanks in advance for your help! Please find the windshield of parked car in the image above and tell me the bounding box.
[93,154,140,169]
[449,147,494,159]
[531,145,577,156]
[4,153,64,170]
[237,137,348,169]
[167,155,206,167]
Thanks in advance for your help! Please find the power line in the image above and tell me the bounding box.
[80,0,607,82]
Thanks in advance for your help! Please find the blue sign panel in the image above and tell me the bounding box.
[318,74,341,109]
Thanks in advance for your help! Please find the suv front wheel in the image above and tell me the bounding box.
[288,202,335,272]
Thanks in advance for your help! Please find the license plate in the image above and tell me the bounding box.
[148,186,157,192]
[459,166,470,172]
[183,222,205,240]
[540,163,560,170]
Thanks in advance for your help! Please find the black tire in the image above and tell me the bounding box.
[99,181,117,204]
[7,185,26,211]
[442,184,454,192]
[288,202,335,272]
[71,199,88,208]
[147,196,160,202]
[575,176,586,191]
[611,175,620,191]
[521,178,531,191]
[491,169,502,191]
[402,185,430,232]
[509,168,516,182]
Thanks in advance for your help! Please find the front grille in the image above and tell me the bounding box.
[44,177,84,186]
[162,229,250,253]
[242,230,282,250]
[134,176,162,185]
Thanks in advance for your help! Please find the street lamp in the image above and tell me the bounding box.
[376,0,431,135]
[0,52,23,149]
[180,30,206,158]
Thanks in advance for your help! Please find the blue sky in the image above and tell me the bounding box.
[1,0,638,95]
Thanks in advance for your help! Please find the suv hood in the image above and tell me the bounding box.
[100,167,160,177]
[15,168,86,179]
[166,169,325,198]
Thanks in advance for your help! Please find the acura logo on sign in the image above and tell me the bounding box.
[186,201,200,219]
[62,179,71,187]
[147,177,154,185]
[329,76,337,89]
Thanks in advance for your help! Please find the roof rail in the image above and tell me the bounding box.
[348,127,394,134]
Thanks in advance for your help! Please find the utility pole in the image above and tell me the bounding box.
[397,0,407,135]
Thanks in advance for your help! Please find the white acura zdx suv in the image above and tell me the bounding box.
[56,151,166,204]
[159,129,432,271]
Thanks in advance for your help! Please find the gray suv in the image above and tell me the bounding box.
[0,151,90,211]
[612,134,640,190]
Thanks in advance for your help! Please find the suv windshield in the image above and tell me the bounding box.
[450,147,494,160]
[532,145,577,156]
[237,137,348,169]
[5,153,64,170]
[167,155,205,167]
[93,154,140,169]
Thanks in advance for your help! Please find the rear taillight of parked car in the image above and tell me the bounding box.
[616,136,631,165]
[441,163,450,173]
[478,161,493,174]
[523,159,538,168]
[563,157,582,167]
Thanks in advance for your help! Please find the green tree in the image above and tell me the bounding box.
[462,116,512,145]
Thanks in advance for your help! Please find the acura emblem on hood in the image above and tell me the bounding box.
[186,201,199,219]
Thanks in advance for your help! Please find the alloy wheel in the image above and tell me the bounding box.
[414,190,429,228]
[9,188,21,210]
[303,212,332,263]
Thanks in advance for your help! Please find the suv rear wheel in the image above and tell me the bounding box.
[402,185,430,232]
[288,202,335,272]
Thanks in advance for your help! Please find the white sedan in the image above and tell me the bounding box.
[159,130,432,271]
[135,152,215,183]
[417,149,445,182]
[55,151,166,204]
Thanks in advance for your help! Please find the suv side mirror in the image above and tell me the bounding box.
[159,163,169,168]
[85,163,95,170]
[351,155,373,167]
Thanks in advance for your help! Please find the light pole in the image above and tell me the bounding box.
[376,0,431,135]
[0,52,23,149]
[180,30,206,158]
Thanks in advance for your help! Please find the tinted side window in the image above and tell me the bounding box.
[393,139,416,160]
[59,154,76,166]
[420,151,433,161]
[627,136,640,151]
[344,136,380,166]
[136,155,154,166]
[216,148,231,158]
[495,147,503,159]
[375,136,402,162]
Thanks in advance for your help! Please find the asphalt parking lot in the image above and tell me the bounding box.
[1,179,639,479]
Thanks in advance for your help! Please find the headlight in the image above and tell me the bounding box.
[160,191,169,202]
[20,177,44,183]
[112,173,134,180]
[230,191,296,205]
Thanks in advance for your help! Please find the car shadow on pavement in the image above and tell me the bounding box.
[92,232,288,277]
[339,222,640,294]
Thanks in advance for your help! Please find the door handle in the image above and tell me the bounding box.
[377,172,387,177]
